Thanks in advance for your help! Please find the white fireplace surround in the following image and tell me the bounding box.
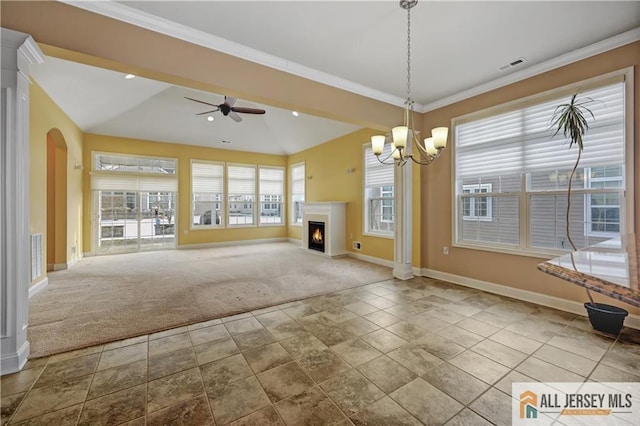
[302,202,347,257]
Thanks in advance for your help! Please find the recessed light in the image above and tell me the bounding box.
[222,140,232,144]
[124,74,136,80]
[207,116,214,122]
[292,111,299,117]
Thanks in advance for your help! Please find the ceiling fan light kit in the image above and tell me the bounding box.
[371,0,449,166]
[185,95,266,123]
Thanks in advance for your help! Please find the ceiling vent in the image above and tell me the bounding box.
[498,57,526,72]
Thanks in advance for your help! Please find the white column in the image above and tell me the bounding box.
[1,28,44,375]
[393,157,413,280]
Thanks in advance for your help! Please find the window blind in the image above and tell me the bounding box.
[365,144,394,188]
[228,165,255,194]
[456,82,625,179]
[192,162,223,193]
[259,167,284,195]
[291,163,305,196]
[91,172,177,192]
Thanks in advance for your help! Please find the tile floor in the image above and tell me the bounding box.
[2,277,639,425]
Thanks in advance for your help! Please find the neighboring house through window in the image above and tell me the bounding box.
[364,144,394,237]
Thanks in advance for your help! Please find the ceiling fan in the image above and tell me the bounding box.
[185,96,266,122]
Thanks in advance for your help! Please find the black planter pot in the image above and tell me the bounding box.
[584,303,628,334]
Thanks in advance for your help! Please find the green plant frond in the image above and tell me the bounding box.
[550,92,598,152]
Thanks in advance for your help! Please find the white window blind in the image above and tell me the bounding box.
[365,144,394,188]
[91,172,178,192]
[228,165,256,194]
[291,163,305,225]
[291,163,305,196]
[192,162,223,193]
[457,83,624,179]
[259,167,284,195]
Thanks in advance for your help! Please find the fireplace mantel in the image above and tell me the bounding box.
[302,202,347,257]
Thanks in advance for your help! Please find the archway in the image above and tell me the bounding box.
[46,128,67,271]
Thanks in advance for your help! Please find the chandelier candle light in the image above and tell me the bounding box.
[371,0,448,166]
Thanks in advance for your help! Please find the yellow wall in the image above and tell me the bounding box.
[83,134,288,251]
[288,129,394,261]
[420,42,640,315]
[30,81,84,282]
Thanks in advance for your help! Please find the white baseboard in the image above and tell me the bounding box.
[348,252,394,269]
[53,263,67,271]
[83,251,96,257]
[29,277,48,298]
[67,256,81,269]
[0,341,30,376]
[288,238,302,245]
[178,237,289,250]
[420,268,640,330]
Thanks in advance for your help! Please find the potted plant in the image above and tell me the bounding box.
[551,92,628,334]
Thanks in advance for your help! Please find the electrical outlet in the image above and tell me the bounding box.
[353,241,361,250]
[443,246,449,255]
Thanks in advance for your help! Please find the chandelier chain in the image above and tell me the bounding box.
[406,4,411,103]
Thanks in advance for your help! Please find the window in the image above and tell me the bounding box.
[586,165,622,236]
[462,184,492,221]
[259,167,284,225]
[290,162,305,225]
[191,161,224,228]
[364,144,394,236]
[227,164,256,226]
[454,78,628,254]
[94,153,176,174]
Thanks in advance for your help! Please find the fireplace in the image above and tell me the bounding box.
[301,202,347,257]
[308,221,325,252]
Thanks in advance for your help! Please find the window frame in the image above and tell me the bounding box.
[258,165,285,227]
[226,163,257,228]
[190,159,225,230]
[290,162,305,226]
[363,144,395,238]
[451,69,634,258]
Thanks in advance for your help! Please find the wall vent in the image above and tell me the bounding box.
[31,233,43,281]
[498,57,526,72]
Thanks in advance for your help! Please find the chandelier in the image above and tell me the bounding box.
[371,0,448,166]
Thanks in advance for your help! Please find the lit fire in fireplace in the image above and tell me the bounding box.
[312,227,323,244]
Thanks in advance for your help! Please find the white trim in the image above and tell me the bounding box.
[60,2,639,112]
[420,268,640,330]
[29,278,48,298]
[348,252,394,269]
[419,28,640,112]
[53,263,68,271]
[61,0,405,108]
[178,237,288,250]
[0,341,29,376]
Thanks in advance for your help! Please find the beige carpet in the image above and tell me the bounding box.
[28,242,392,358]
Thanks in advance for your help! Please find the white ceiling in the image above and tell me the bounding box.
[31,1,640,155]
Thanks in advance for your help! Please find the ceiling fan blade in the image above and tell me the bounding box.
[225,96,237,107]
[231,107,266,115]
[185,97,219,108]
[228,111,243,122]
[195,109,219,115]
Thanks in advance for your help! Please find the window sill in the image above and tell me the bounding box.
[452,241,567,260]
[258,223,285,228]
[363,231,394,240]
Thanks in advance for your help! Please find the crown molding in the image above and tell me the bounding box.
[60,1,407,108]
[417,27,640,113]
[61,2,638,113]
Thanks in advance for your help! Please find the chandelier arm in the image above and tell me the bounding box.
[375,151,397,165]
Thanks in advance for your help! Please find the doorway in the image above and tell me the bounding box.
[46,129,67,271]
[95,191,176,254]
